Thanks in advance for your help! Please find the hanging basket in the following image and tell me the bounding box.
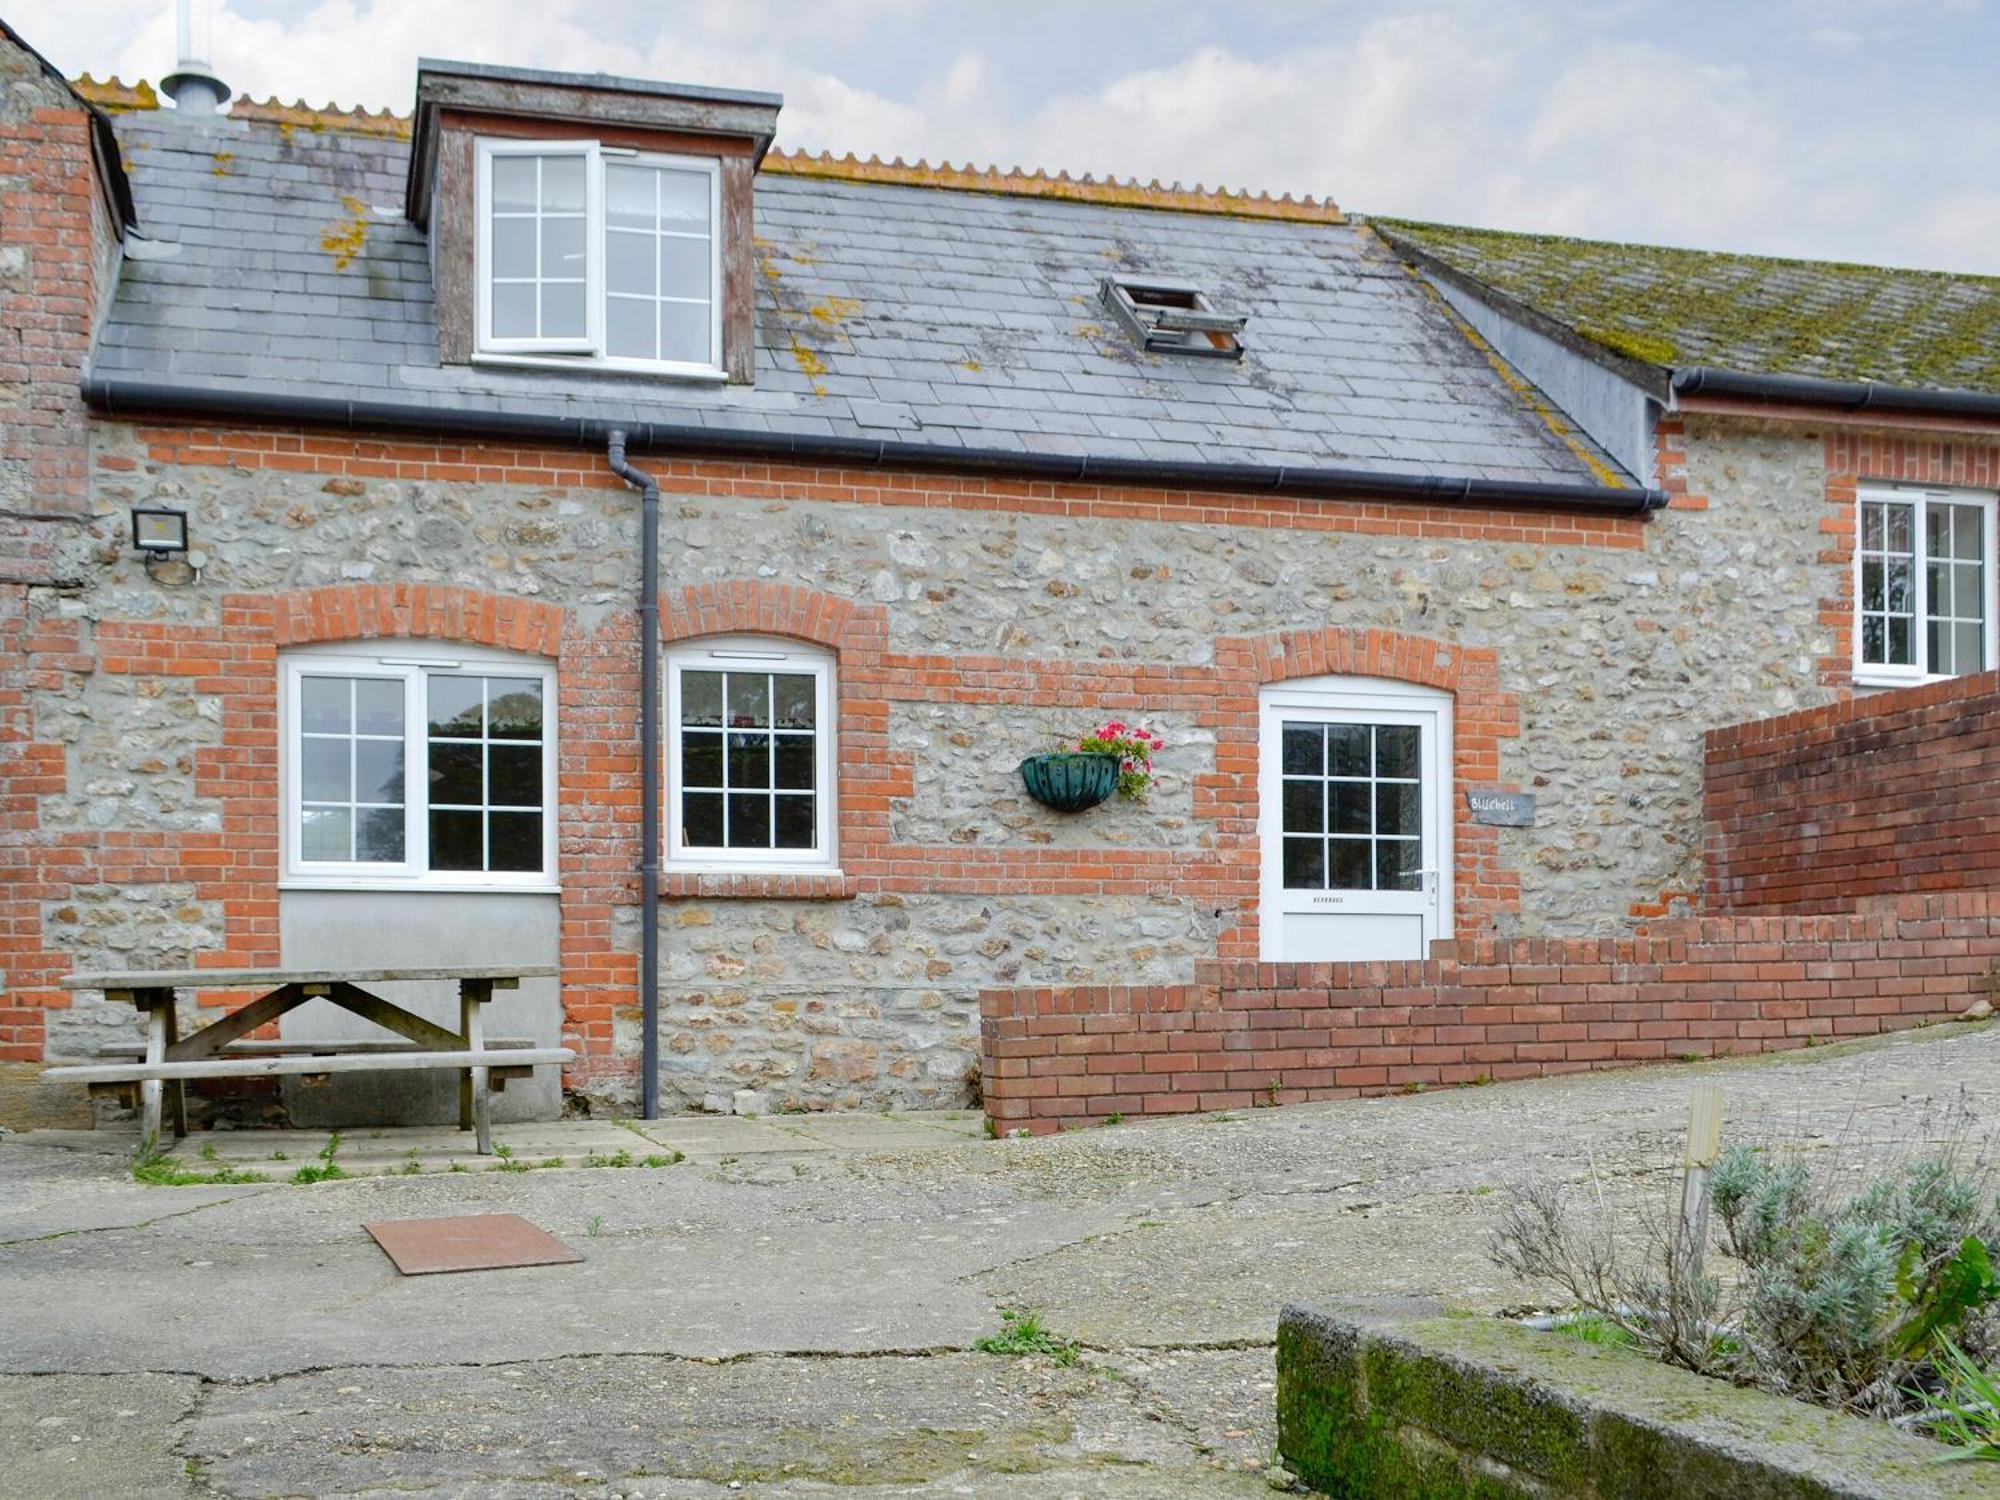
[1018,752,1122,813]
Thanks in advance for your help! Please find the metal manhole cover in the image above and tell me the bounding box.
[363,1212,583,1275]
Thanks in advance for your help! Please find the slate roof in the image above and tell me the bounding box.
[87,107,1629,487]
[1377,219,2000,397]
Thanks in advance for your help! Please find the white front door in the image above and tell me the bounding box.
[1258,677,1452,964]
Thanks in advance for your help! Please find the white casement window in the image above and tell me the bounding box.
[475,137,722,377]
[281,643,558,890]
[666,638,836,871]
[1854,487,1998,686]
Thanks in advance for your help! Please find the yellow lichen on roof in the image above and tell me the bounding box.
[69,76,412,139]
[72,74,158,111]
[230,96,412,139]
[760,148,1343,223]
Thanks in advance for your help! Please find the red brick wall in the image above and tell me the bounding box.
[1704,669,2000,914]
[981,892,2000,1132]
[0,35,116,583]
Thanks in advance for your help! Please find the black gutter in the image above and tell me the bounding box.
[80,376,1670,515]
[604,430,663,1123]
[1673,367,2000,422]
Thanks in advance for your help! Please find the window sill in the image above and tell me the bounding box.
[661,868,855,900]
[279,880,563,896]
[471,352,728,384]
[1852,671,1955,691]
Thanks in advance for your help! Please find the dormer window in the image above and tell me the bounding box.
[409,60,780,385]
[476,140,721,374]
[1103,276,1247,360]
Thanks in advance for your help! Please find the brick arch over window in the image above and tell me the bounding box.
[1202,626,1523,955]
[658,582,892,897]
[269,584,565,656]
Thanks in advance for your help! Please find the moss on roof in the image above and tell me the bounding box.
[1375,218,2000,396]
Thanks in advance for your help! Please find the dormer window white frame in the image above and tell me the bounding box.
[474,137,724,380]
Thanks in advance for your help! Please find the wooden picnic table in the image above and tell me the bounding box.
[51,965,566,1155]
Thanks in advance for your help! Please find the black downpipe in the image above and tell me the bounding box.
[605,430,662,1121]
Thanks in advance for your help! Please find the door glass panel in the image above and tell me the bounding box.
[1276,717,1427,893]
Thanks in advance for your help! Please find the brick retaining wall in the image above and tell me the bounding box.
[1704,668,2000,914]
[979,892,2000,1132]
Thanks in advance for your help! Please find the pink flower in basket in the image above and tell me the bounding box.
[1074,721,1162,801]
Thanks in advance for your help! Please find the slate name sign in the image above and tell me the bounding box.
[1466,790,1535,827]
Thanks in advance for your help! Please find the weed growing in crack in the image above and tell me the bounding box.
[974,1309,1080,1366]
[290,1134,347,1185]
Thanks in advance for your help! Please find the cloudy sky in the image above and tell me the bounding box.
[16,0,2000,272]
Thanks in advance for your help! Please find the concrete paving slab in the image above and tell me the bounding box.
[0,1373,202,1500]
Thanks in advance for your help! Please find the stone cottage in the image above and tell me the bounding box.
[3,19,1996,1130]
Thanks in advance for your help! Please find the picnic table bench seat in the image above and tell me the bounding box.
[52,965,564,1154]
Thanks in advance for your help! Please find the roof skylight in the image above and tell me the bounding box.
[1102,276,1247,360]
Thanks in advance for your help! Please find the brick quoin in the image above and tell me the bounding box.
[980,892,2000,1132]
[1705,667,2000,914]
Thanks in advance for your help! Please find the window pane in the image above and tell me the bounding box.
[1861,558,1884,612]
[354,739,405,805]
[301,806,351,862]
[541,282,586,340]
[659,236,710,299]
[682,672,724,727]
[1379,781,1422,837]
[428,741,482,805]
[490,744,541,807]
[491,215,535,279]
[1327,724,1369,776]
[1375,725,1420,779]
[1958,622,1984,673]
[606,164,654,231]
[773,674,816,730]
[491,156,537,212]
[682,732,724,788]
[487,680,542,740]
[659,300,711,365]
[727,731,771,788]
[428,677,483,735]
[605,295,656,360]
[659,169,709,228]
[488,812,542,872]
[774,794,816,850]
[541,155,586,212]
[1330,838,1371,890]
[1929,559,1949,616]
[1332,782,1371,835]
[540,215,585,279]
[1888,616,1912,665]
[727,793,770,847]
[356,678,403,735]
[1955,563,1984,619]
[301,738,350,802]
[430,809,482,871]
[1928,504,1948,555]
[1281,725,1321,775]
[1861,502,1884,550]
[1377,839,1422,892]
[1281,778,1322,834]
[491,281,536,339]
[1929,619,1945,673]
[356,807,405,863]
[773,735,815,790]
[607,231,655,297]
[682,791,724,847]
[727,674,770,728]
[1955,504,1983,555]
[1862,615,1885,664]
[1282,836,1323,890]
[301,676,351,733]
[1884,502,1913,553]
[1886,559,1913,614]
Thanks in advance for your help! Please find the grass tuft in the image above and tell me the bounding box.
[973,1308,1080,1366]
